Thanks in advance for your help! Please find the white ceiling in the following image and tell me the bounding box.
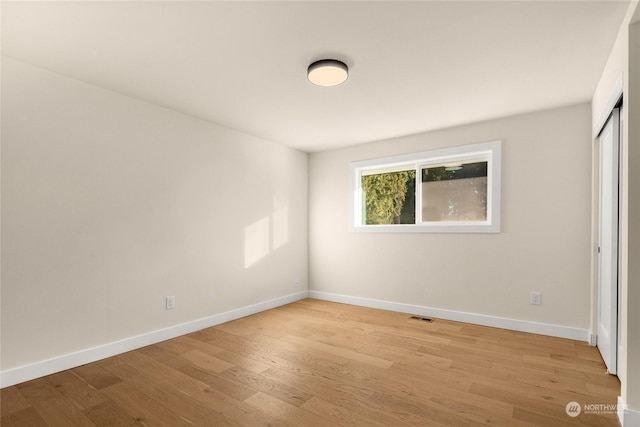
[1,1,630,152]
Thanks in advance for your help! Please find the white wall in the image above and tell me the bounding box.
[309,104,592,332]
[0,58,308,373]
[628,17,640,418]
[591,1,640,421]
[628,18,640,419]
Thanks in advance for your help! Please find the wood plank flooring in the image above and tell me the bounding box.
[1,299,621,426]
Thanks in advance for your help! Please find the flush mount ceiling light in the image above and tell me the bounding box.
[307,59,348,87]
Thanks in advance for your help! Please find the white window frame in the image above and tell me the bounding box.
[350,140,501,233]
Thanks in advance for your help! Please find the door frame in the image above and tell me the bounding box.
[592,76,623,375]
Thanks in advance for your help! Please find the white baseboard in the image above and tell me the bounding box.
[1,290,592,388]
[618,396,640,426]
[309,291,590,342]
[0,291,309,388]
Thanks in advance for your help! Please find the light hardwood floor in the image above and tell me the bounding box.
[1,299,621,426]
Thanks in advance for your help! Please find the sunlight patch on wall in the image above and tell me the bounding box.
[244,217,270,268]
[244,205,290,269]
[272,207,289,250]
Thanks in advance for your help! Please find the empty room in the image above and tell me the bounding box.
[2,1,639,426]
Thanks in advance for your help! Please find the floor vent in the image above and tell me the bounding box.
[410,316,434,323]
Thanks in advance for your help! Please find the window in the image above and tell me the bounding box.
[350,140,501,233]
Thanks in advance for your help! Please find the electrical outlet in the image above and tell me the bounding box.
[166,296,175,310]
[530,292,541,305]
[295,279,300,288]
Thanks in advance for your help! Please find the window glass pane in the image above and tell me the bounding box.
[361,169,415,224]
[421,161,487,222]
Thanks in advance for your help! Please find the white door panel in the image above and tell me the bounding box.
[597,108,619,375]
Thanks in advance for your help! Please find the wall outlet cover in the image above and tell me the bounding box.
[166,296,175,310]
[530,292,541,305]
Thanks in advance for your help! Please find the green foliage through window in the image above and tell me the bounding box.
[361,170,416,224]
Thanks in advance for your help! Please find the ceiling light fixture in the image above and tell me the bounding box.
[307,59,348,87]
